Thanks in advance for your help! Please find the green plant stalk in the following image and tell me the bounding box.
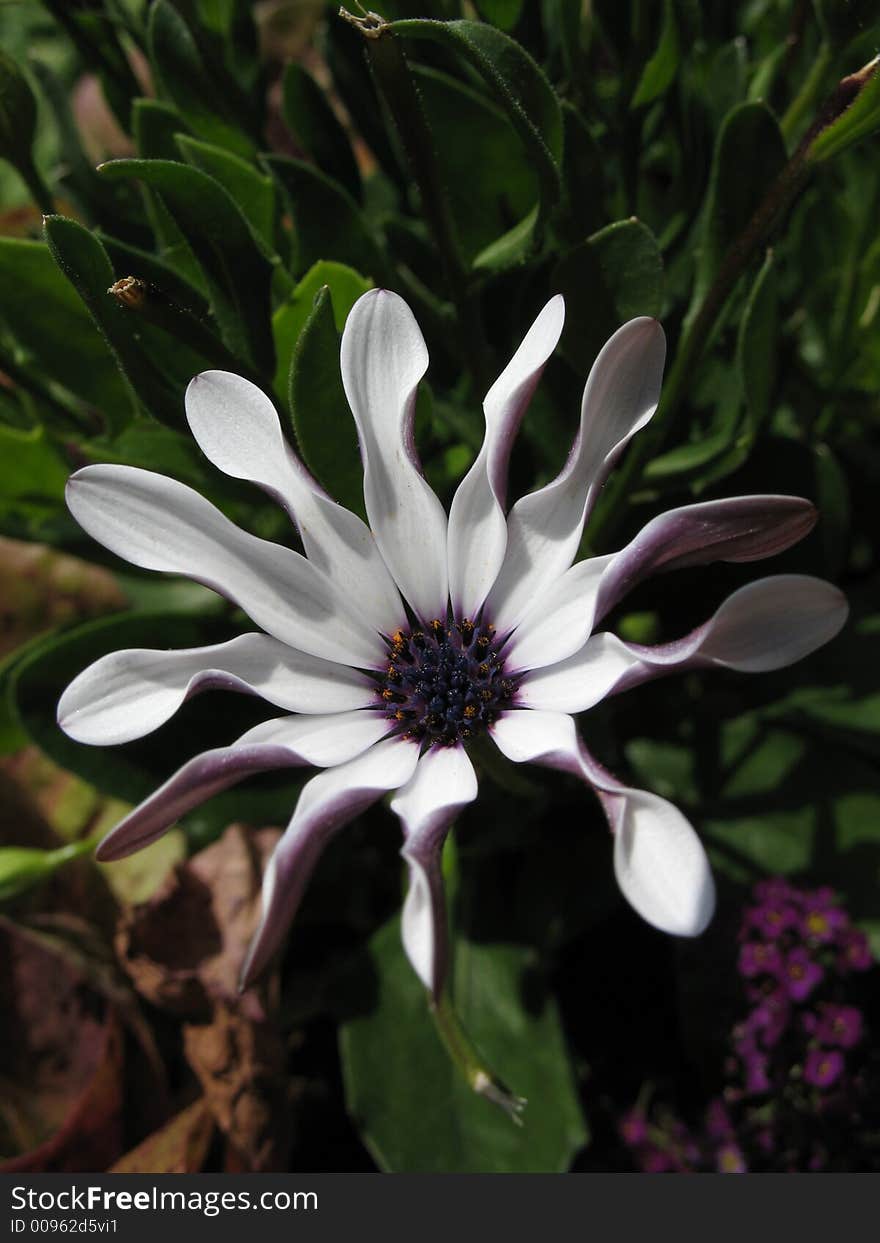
[430,990,527,1124]
[343,11,492,395]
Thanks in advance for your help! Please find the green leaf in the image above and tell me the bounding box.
[9,609,303,840]
[98,159,276,377]
[806,55,880,163]
[281,62,362,202]
[0,238,132,418]
[551,219,664,369]
[43,215,187,430]
[631,0,681,108]
[98,233,209,318]
[474,0,526,31]
[644,425,748,484]
[339,916,587,1172]
[0,841,94,903]
[736,248,778,432]
[0,424,68,507]
[272,260,372,404]
[288,287,365,518]
[147,0,255,158]
[472,205,539,272]
[692,101,787,310]
[392,18,562,231]
[130,99,206,293]
[175,134,276,250]
[132,97,190,161]
[414,63,542,266]
[264,155,389,284]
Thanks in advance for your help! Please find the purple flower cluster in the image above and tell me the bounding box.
[732,878,870,1100]
[619,877,877,1172]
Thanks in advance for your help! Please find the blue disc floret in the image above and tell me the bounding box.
[378,616,517,747]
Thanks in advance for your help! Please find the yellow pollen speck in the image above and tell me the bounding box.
[382,689,395,700]
[464,705,476,719]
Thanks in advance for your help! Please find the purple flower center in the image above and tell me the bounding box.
[377,617,517,747]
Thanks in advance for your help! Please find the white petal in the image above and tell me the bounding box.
[609,786,715,937]
[95,710,390,863]
[447,297,565,618]
[66,464,383,668]
[340,289,449,620]
[503,553,613,672]
[486,318,665,632]
[518,575,848,714]
[391,746,478,995]
[58,634,376,745]
[695,575,848,672]
[491,711,715,937]
[516,632,641,712]
[234,708,389,766]
[185,371,405,634]
[592,494,818,625]
[241,736,420,985]
[490,708,580,766]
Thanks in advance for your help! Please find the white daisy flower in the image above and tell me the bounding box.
[58,289,847,1001]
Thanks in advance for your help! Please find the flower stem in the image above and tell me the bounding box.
[339,8,492,395]
[430,990,526,1124]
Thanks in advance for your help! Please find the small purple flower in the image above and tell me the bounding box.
[738,940,783,978]
[619,1108,649,1146]
[746,901,799,940]
[837,928,873,973]
[748,996,790,1048]
[803,1047,845,1089]
[782,947,824,1001]
[717,1142,747,1173]
[800,895,846,943]
[742,1048,771,1094]
[815,1004,863,1049]
[754,877,797,905]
